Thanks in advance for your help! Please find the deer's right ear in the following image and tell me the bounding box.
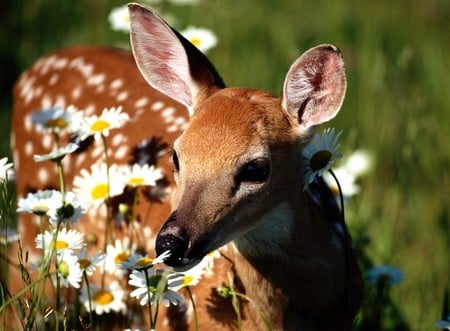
[128,3,225,115]
[281,44,347,130]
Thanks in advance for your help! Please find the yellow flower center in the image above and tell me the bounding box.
[33,204,49,215]
[189,37,202,48]
[90,119,110,132]
[51,240,69,250]
[91,183,108,200]
[310,150,332,171]
[183,275,195,287]
[93,290,114,305]
[128,177,144,186]
[114,252,129,264]
[45,118,68,129]
[135,257,154,267]
[78,259,91,269]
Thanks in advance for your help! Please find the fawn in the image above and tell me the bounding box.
[7,3,362,330]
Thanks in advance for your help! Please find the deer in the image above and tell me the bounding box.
[5,3,363,330]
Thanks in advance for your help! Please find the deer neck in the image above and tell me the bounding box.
[231,175,344,329]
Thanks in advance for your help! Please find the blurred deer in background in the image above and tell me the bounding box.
[6,3,362,330]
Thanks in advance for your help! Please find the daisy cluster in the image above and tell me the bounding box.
[109,2,218,54]
[11,104,220,327]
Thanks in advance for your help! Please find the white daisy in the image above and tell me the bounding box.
[33,143,79,163]
[17,189,63,218]
[31,105,80,134]
[128,268,184,307]
[74,106,129,141]
[302,128,343,190]
[52,191,87,225]
[73,163,125,207]
[323,167,360,199]
[80,281,126,315]
[56,250,82,288]
[119,250,171,271]
[180,26,218,54]
[0,157,14,182]
[74,248,105,276]
[365,265,403,286]
[120,164,163,187]
[169,250,220,291]
[108,5,131,32]
[344,150,373,177]
[104,237,137,277]
[35,227,84,254]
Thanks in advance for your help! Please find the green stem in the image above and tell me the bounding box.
[328,168,353,319]
[0,270,57,315]
[82,271,93,327]
[143,269,155,329]
[186,287,199,331]
[130,187,141,245]
[100,133,112,289]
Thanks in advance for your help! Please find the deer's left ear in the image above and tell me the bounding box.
[281,44,346,129]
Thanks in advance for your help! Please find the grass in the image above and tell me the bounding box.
[0,0,449,329]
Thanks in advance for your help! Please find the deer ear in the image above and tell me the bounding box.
[281,44,346,129]
[128,3,225,115]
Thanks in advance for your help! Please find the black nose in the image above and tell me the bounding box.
[155,213,190,268]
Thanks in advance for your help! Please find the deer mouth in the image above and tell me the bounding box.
[155,231,203,271]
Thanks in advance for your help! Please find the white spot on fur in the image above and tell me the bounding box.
[167,124,178,133]
[25,141,33,156]
[34,86,43,99]
[55,95,67,108]
[13,149,20,170]
[69,57,94,77]
[19,75,37,105]
[48,74,59,85]
[24,115,33,132]
[110,79,123,89]
[72,86,82,99]
[114,146,128,160]
[41,95,53,108]
[95,84,105,94]
[75,152,87,168]
[134,97,149,108]
[143,226,153,239]
[116,91,129,102]
[162,107,175,119]
[37,167,50,183]
[42,135,53,150]
[87,73,105,86]
[111,133,125,147]
[91,144,104,159]
[175,116,187,125]
[151,101,164,111]
[84,104,96,115]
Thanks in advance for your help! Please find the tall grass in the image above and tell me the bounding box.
[0,0,448,329]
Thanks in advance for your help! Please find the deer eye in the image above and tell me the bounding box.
[172,150,180,172]
[236,158,270,184]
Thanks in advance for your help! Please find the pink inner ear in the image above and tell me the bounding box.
[129,4,195,108]
[282,44,347,128]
